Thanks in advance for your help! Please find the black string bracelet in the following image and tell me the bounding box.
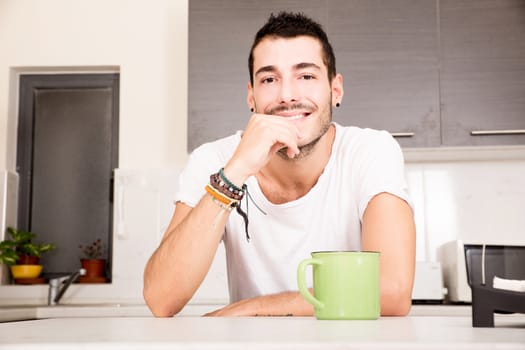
[235,185,250,241]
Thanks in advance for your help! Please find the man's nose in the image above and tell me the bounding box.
[278,78,298,104]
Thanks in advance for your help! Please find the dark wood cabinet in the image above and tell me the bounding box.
[189,0,525,150]
[440,0,525,146]
[326,0,440,148]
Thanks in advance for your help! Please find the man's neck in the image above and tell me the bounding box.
[256,124,336,204]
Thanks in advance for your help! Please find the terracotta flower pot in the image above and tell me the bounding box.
[80,259,106,278]
[17,255,40,265]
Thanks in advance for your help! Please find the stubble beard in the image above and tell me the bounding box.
[277,106,333,161]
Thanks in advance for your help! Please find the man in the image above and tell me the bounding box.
[143,11,416,317]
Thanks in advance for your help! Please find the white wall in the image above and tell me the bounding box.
[0,0,524,309]
[0,0,194,306]
[0,0,189,171]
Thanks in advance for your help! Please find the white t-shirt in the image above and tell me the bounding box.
[175,123,412,303]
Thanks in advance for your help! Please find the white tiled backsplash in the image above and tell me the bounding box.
[406,159,525,260]
[0,153,524,308]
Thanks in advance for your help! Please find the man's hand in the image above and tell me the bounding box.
[223,113,303,186]
[203,291,314,317]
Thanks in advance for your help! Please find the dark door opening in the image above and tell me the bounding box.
[16,73,119,280]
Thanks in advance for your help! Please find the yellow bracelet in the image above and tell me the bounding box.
[205,184,238,206]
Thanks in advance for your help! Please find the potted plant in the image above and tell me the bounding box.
[0,227,56,280]
[78,238,107,283]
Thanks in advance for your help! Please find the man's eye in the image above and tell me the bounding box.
[301,75,315,80]
[261,77,275,84]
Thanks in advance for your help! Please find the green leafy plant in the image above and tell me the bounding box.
[79,238,106,260]
[0,227,56,265]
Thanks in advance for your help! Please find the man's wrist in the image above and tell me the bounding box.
[222,163,249,188]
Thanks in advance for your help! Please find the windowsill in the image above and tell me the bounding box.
[0,281,143,306]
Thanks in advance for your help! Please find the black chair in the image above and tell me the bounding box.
[464,244,525,327]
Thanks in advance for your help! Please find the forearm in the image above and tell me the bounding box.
[379,276,413,316]
[143,195,228,317]
[361,193,416,316]
[205,291,314,317]
[375,224,415,316]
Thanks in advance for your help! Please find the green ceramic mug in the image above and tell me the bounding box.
[297,251,381,320]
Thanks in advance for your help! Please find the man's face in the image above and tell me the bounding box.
[248,36,342,157]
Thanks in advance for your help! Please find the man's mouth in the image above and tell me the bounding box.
[279,112,311,120]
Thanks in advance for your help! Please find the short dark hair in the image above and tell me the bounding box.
[248,12,337,85]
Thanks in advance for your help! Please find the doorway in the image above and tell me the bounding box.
[16,74,119,279]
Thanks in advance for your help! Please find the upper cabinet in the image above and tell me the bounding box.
[327,0,441,148]
[440,0,525,146]
[189,0,525,150]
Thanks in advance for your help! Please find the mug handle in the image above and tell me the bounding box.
[297,258,324,310]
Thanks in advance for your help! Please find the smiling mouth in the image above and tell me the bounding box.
[281,113,310,120]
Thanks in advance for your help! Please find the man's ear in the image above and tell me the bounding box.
[247,82,255,111]
[331,74,344,107]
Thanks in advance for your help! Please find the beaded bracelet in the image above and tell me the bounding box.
[218,168,243,193]
[205,169,249,242]
[210,172,244,201]
[206,168,267,243]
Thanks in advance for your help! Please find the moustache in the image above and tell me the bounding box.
[266,103,314,115]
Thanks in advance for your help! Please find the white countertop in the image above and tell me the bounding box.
[0,303,473,323]
[0,315,524,349]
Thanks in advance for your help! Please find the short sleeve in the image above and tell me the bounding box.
[174,144,218,207]
[174,133,241,208]
[355,130,413,221]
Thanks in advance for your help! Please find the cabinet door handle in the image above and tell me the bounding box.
[471,129,525,136]
[390,132,415,138]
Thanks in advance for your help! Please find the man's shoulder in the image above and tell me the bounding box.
[334,123,396,148]
[191,131,242,157]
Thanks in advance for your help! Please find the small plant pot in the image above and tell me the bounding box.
[10,264,43,279]
[17,255,40,265]
[81,258,106,277]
